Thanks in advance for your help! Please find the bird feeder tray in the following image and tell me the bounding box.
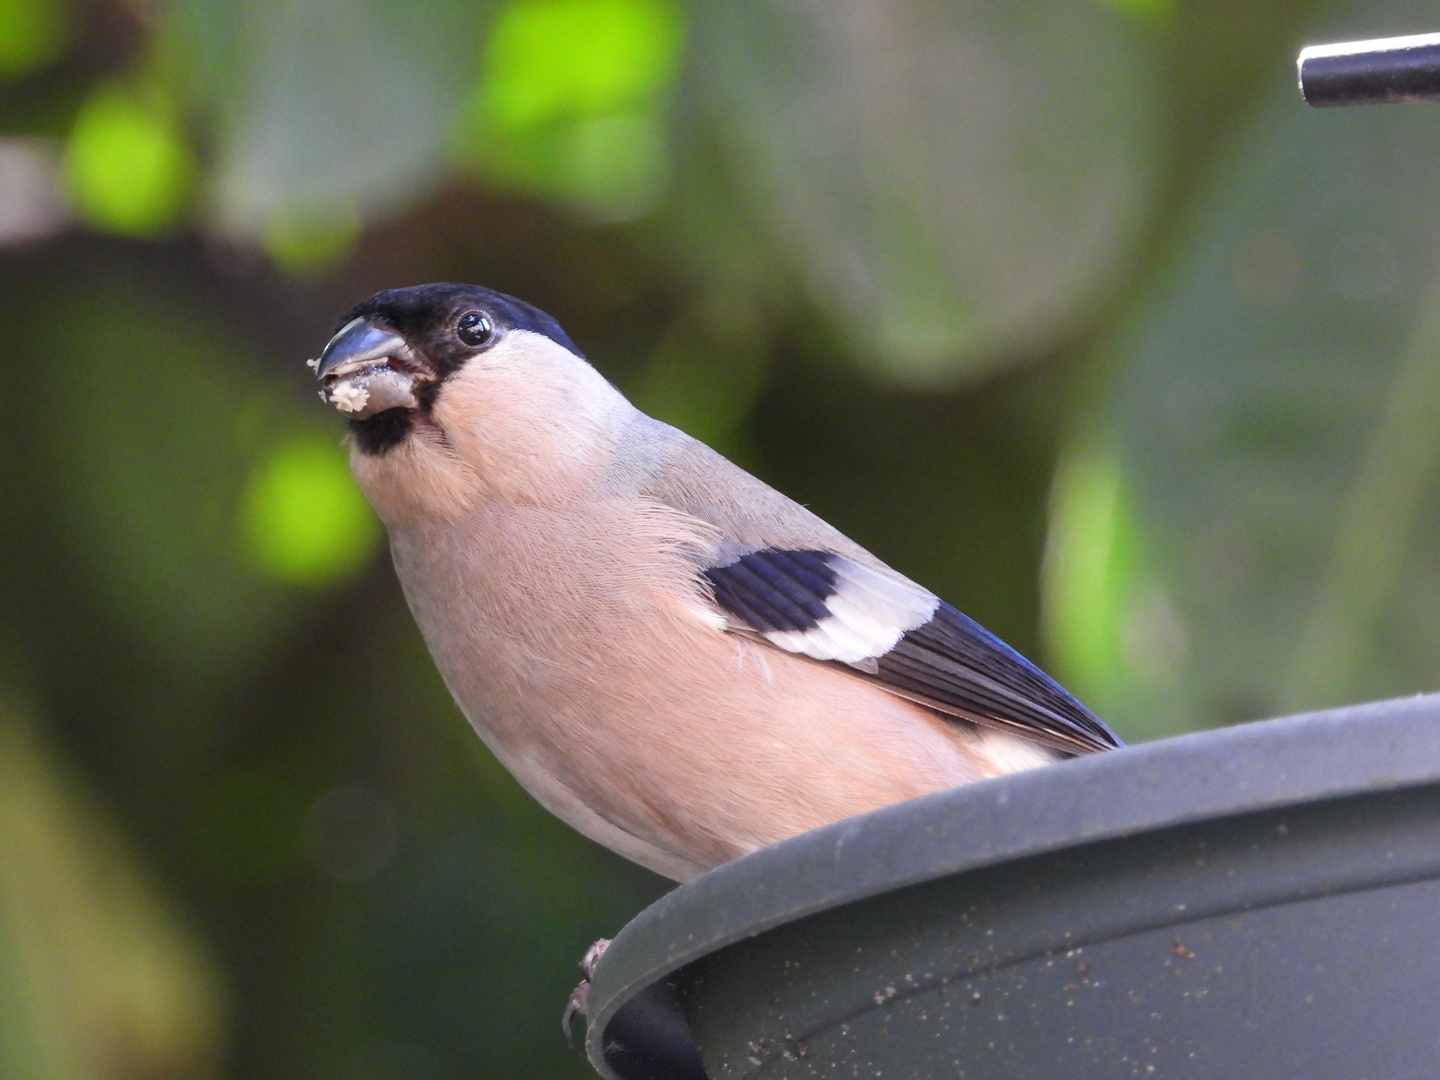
[583,694,1440,1079]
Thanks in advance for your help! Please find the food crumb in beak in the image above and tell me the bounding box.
[331,382,371,413]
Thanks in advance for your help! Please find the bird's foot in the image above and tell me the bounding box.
[562,937,612,1052]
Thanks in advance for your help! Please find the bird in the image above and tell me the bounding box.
[311,282,1122,885]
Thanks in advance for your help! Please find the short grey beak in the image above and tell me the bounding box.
[315,317,410,381]
[311,317,424,418]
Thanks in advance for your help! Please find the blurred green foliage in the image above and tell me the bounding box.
[4,0,1440,1076]
[242,435,380,586]
[0,711,225,1080]
[457,0,683,219]
[0,0,67,80]
[63,80,195,235]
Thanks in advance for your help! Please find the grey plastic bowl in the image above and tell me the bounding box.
[582,694,1440,1079]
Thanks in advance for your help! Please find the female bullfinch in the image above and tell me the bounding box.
[312,282,1121,884]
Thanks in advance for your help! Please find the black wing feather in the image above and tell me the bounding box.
[704,548,1121,756]
[873,604,1121,754]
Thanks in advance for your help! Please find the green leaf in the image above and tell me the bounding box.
[688,0,1162,384]
[1050,0,1440,736]
[261,204,363,277]
[0,0,69,81]
[242,433,381,587]
[171,0,487,243]
[61,82,195,237]
[1042,434,1185,742]
[455,0,684,220]
[476,0,681,125]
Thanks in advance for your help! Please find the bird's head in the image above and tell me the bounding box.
[312,283,631,516]
[312,282,586,457]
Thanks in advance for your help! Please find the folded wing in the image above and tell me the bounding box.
[703,548,1122,756]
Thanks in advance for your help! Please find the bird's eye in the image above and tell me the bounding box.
[456,311,494,348]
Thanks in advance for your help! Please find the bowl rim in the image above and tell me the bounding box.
[586,692,1440,1076]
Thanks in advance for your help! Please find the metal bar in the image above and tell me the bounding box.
[1299,31,1440,106]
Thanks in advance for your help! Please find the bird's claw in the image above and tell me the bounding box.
[561,982,590,1051]
[562,937,612,1052]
